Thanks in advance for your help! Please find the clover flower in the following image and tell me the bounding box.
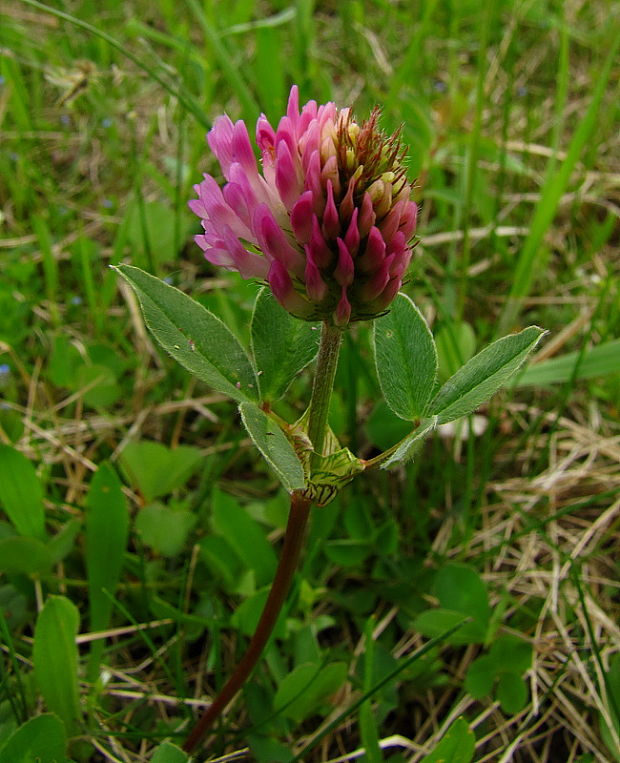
[190,86,417,326]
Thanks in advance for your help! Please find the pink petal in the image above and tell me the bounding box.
[360,259,391,301]
[374,277,402,311]
[386,230,407,257]
[300,120,321,172]
[275,140,302,209]
[320,155,341,197]
[254,204,304,276]
[334,286,351,327]
[339,170,360,224]
[343,208,360,256]
[268,260,311,317]
[399,200,418,240]
[322,180,340,240]
[275,115,296,156]
[334,238,354,286]
[190,175,251,240]
[221,226,270,279]
[378,200,404,243]
[231,120,258,175]
[358,226,386,273]
[207,115,235,175]
[358,192,376,238]
[291,191,315,243]
[305,150,324,215]
[286,85,300,127]
[304,250,328,302]
[306,217,333,268]
[256,114,275,154]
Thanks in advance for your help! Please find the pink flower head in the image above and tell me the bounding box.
[190,86,417,326]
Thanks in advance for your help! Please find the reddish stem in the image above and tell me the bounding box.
[182,491,312,753]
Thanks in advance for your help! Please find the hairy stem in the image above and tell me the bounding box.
[307,322,343,472]
[182,491,312,753]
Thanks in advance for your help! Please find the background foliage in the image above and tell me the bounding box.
[0,0,619,761]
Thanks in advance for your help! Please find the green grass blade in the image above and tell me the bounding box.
[32,596,81,734]
[513,338,620,387]
[0,445,46,540]
[85,462,129,682]
[186,0,259,125]
[359,617,382,762]
[498,32,620,334]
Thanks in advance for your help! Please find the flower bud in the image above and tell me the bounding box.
[190,86,418,326]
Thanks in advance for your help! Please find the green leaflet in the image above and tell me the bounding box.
[373,293,438,421]
[114,264,258,403]
[420,717,475,763]
[86,463,129,680]
[381,417,438,469]
[238,402,306,492]
[429,326,544,423]
[250,287,319,401]
[0,714,66,763]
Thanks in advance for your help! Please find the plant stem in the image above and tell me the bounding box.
[307,322,343,472]
[182,324,342,751]
[182,491,312,753]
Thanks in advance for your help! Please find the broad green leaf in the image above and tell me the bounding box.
[430,326,544,423]
[414,609,485,645]
[113,264,258,402]
[231,587,287,638]
[238,402,305,492]
[0,714,66,763]
[0,445,45,540]
[150,740,189,763]
[514,338,620,387]
[489,634,532,675]
[47,334,82,388]
[75,364,121,408]
[373,293,438,420]
[118,441,203,502]
[274,661,347,723]
[135,502,196,557]
[86,463,128,679]
[435,563,490,625]
[211,489,276,587]
[496,672,528,714]
[0,537,52,575]
[464,655,496,699]
[420,717,475,763]
[381,417,438,468]
[33,596,81,734]
[199,534,244,590]
[251,287,319,401]
[324,539,371,567]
